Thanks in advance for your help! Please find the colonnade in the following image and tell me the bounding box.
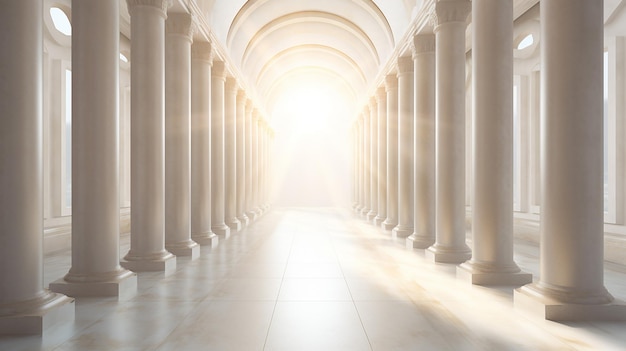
[353,0,625,321]
[0,0,273,334]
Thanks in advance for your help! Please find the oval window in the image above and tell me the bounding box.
[517,34,533,50]
[50,7,71,36]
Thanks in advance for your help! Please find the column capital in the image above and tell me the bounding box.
[212,61,227,80]
[432,0,471,28]
[397,56,414,75]
[225,77,238,93]
[126,0,171,17]
[237,89,247,101]
[246,99,254,110]
[192,41,214,63]
[376,87,386,100]
[369,96,377,109]
[412,34,435,57]
[385,74,398,91]
[166,12,196,41]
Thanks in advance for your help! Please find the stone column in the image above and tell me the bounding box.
[392,56,414,238]
[457,0,531,285]
[355,117,364,213]
[122,0,176,272]
[352,124,359,210]
[190,42,219,247]
[224,77,241,231]
[426,0,472,263]
[259,119,268,213]
[515,0,626,321]
[407,34,437,249]
[360,110,371,216]
[50,0,137,297]
[251,111,262,216]
[374,88,388,225]
[0,0,73,334]
[245,101,257,220]
[236,90,249,226]
[382,75,399,230]
[367,98,379,222]
[164,13,199,258]
[211,62,231,238]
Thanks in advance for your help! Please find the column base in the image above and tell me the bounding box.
[425,244,472,264]
[354,205,363,214]
[212,224,231,239]
[121,251,177,273]
[366,210,377,222]
[246,210,258,222]
[392,225,413,239]
[226,217,242,232]
[0,292,74,335]
[49,269,138,298]
[514,285,626,321]
[360,207,370,217]
[192,231,219,248]
[381,218,397,231]
[238,214,250,228]
[374,215,386,226]
[457,262,532,286]
[166,241,200,260]
[406,234,435,249]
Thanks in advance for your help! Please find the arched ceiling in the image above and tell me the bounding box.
[196,0,422,118]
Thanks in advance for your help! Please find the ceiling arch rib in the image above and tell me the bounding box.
[254,44,367,88]
[241,11,380,68]
[226,0,394,67]
[241,22,379,88]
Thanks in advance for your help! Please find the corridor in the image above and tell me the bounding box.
[2,208,626,351]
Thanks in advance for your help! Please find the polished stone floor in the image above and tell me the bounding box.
[2,207,626,350]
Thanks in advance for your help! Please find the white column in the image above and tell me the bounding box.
[392,56,414,238]
[251,111,262,216]
[0,0,73,334]
[164,13,200,258]
[236,90,249,226]
[367,98,379,222]
[382,75,399,230]
[515,0,626,321]
[259,119,268,213]
[224,77,241,231]
[211,62,231,238]
[122,0,176,272]
[190,42,219,247]
[457,0,531,285]
[407,34,436,249]
[374,88,388,225]
[426,0,472,263]
[352,124,359,210]
[360,110,371,216]
[50,0,137,297]
[355,117,364,213]
[245,101,258,220]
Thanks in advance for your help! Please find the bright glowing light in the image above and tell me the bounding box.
[50,7,72,36]
[120,53,129,63]
[269,73,355,207]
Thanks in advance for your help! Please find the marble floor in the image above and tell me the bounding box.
[2,207,626,350]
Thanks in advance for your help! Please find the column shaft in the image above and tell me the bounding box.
[458,0,531,285]
[427,0,472,263]
[236,90,249,226]
[360,110,371,216]
[407,34,437,249]
[355,118,364,213]
[374,88,387,225]
[515,0,626,321]
[251,112,262,215]
[367,99,379,221]
[382,75,399,230]
[392,56,414,238]
[190,42,218,246]
[224,77,241,231]
[0,0,73,334]
[123,0,176,272]
[211,62,231,237]
[50,0,137,296]
[245,101,257,220]
[164,13,199,258]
